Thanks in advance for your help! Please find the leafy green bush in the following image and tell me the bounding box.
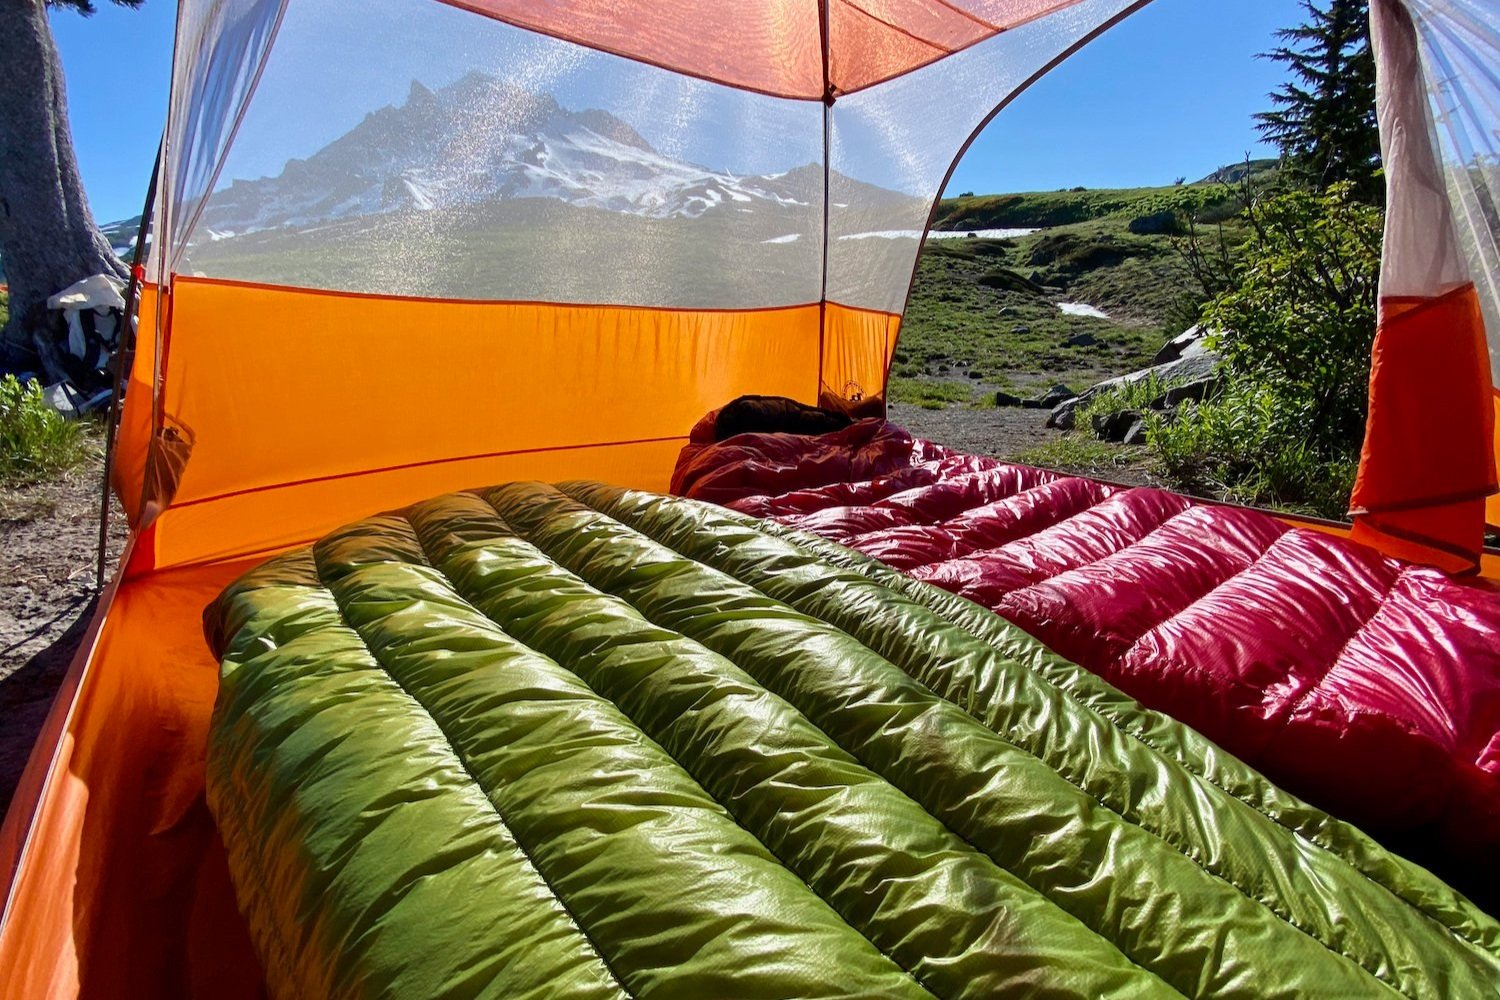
[1147,183,1381,518]
[1147,387,1361,517]
[0,374,92,485]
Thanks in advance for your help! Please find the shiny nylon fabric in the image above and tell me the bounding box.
[118,278,857,569]
[433,0,1089,98]
[0,557,266,1000]
[204,481,1500,998]
[671,419,1500,901]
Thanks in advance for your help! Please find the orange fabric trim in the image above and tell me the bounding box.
[1351,284,1497,571]
[1489,388,1500,531]
[144,438,692,570]
[172,434,689,511]
[1351,506,1488,576]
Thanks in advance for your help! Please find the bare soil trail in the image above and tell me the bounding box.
[0,446,124,814]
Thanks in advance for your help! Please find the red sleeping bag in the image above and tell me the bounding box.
[673,414,1500,903]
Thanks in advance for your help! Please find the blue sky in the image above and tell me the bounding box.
[53,0,1307,224]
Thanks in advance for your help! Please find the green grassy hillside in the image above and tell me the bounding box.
[892,169,1270,408]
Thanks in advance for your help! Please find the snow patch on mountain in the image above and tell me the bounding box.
[193,73,871,240]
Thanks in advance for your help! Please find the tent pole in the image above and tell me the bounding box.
[817,0,832,404]
[96,143,162,590]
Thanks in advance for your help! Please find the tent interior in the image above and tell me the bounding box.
[1,0,1498,995]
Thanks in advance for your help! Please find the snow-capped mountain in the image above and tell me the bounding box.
[195,73,869,240]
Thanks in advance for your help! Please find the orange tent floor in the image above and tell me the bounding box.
[0,553,268,999]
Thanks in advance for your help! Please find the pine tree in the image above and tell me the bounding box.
[0,0,143,373]
[1256,0,1381,201]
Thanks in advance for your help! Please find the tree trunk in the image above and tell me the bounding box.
[0,0,128,375]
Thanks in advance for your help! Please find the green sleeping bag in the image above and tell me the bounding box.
[204,481,1500,999]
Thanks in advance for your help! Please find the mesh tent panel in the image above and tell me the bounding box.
[156,0,287,283]
[176,0,824,309]
[1405,0,1500,385]
[825,0,1140,314]
[126,0,1157,559]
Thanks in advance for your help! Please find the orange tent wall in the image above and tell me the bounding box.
[1491,390,1500,530]
[107,278,899,570]
[1351,286,1499,573]
[110,286,158,527]
[1,278,906,997]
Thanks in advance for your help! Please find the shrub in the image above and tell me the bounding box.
[1147,182,1381,518]
[0,374,92,485]
[1077,371,1187,432]
[1147,386,1361,518]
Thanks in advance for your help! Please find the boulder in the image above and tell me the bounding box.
[1121,419,1148,446]
[1091,409,1142,443]
[993,390,1024,408]
[1153,325,1215,365]
[1085,352,1220,401]
[1128,209,1183,236]
[1047,398,1080,430]
[1043,353,1221,435]
[1036,383,1075,408]
[1161,376,1220,407]
[1064,332,1097,348]
[978,268,1046,295]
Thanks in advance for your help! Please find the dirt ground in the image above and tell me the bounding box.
[890,401,1053,457]
[0,446,126,815]
[891,401,1159,488]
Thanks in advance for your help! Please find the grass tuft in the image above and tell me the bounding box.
[888,378,977,410]
[0,375,94,486]
[1012,435,1153,478]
